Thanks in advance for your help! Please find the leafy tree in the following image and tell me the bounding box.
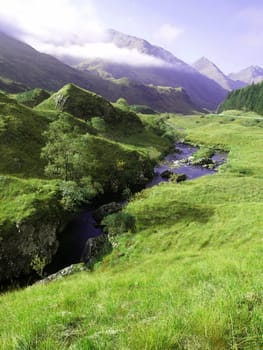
[41,114,89,181]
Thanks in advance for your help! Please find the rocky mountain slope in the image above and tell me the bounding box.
[76,29,228,111]
[0,31,198,114]
[229,65,263,85]
[193,57,245,90]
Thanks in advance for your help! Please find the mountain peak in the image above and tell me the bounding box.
[229,65,263,84]
[104,28,191,69]
[193,57,238,91]
[193,57,221,72]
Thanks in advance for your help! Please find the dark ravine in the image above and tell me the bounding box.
[45,142,227,276]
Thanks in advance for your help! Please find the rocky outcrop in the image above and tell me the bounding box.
[93,202,123,222]
[80,234,112,267]
[37,263,86,284]
[0,212,69,285]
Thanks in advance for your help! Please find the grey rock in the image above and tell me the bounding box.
[160,170,174,179]
[81,234,112,266]
[93,202,123,222]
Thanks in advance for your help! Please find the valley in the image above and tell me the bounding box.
[0,109,262,348]
[0,6,263,348]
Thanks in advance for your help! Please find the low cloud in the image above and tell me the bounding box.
[0,0,167,67]
[154,24,184,46]
[33,41,167,66]
[0,0,105,44]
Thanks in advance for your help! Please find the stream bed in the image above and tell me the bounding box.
[46,142,227,273]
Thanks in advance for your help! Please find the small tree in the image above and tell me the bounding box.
[41,114,89,181]
[30,255,47,278]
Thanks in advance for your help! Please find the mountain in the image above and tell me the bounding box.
[218,80,263,115]
[105,29,192,69]
[0,31,198,114]
[229,66,263,85]
[76,29,228,111]
[0,31,109,92]
[0,76,28,93]
[193,57,246,91]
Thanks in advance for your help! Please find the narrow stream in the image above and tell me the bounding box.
[146,143,227,187]
[46,142,227,273]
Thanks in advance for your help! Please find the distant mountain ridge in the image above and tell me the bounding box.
[0,31,198,114]
[77,30,228,111]
[104,29,193,70]
[229,66,263,85]
[193,57,246,91]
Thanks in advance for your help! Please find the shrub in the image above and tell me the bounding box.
[102,212,136,236]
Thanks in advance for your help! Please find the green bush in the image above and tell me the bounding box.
[102,212,136,236]
[59,179,101,211]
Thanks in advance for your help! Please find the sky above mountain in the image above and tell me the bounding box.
[0,0,263,73]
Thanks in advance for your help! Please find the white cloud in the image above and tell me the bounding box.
[34,41,167,67]
[0,0,105,44]
[154,24,184,46]
[0,0,168,67]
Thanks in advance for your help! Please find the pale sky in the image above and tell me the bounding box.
[1,0,263,73]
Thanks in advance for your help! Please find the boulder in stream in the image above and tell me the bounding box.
[160,170,174,179]
[191,157,214,166]
[169,173,187,183]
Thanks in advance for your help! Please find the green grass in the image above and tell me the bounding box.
[0,86,173,287]
[0,92,49,177]
[13,88,51,107]
[0,113,262,349]
[0,176,60,226]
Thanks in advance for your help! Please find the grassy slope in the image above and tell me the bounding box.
[0,113,262,349]
[0,85,171,228]
[13,88,51,107]
[0,92,49,177]
[0,176,60,229]
[35,84,171,159]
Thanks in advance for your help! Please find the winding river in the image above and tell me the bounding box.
[46,143,227,273]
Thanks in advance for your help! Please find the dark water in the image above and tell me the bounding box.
[46,143,227,273]
[45,212,102,273]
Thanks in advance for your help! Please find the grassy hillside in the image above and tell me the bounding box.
[0,113,262,349]
[219,81,263,115]
[0,84,173,284]
[78,60,227,111]
[35,83,142,128]
[14,88,51,107]
[108,79,199,114]
[0,92,49,177]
